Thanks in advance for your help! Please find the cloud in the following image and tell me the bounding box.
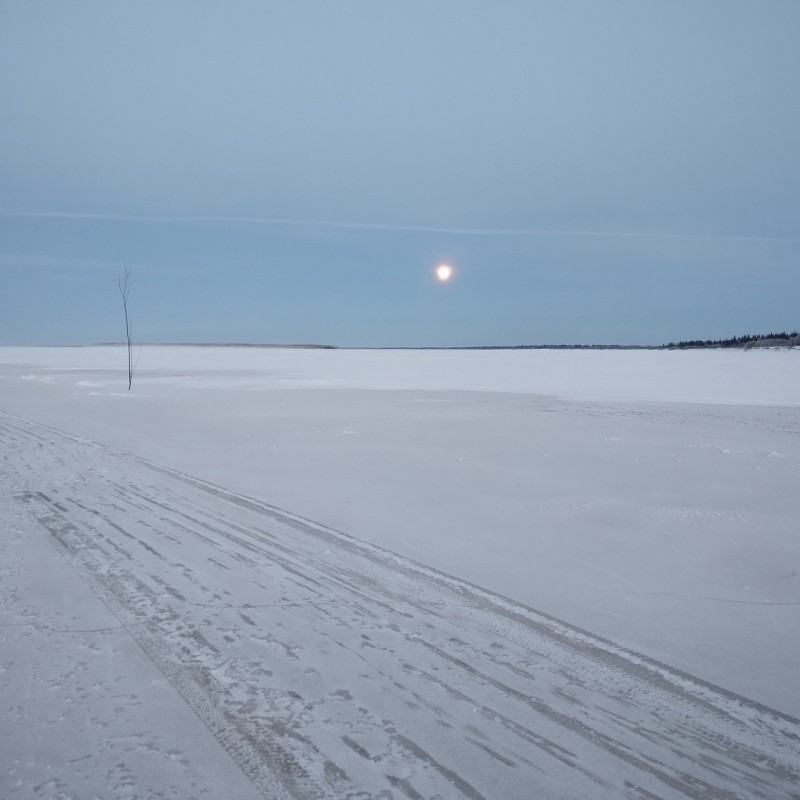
[0,252,123,272]
[1,210,797,244]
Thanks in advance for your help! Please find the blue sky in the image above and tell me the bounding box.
[2,2,798,347]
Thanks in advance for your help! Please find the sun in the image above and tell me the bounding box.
[435,264,453,282]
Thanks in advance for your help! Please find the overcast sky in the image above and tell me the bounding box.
[2,1,798,346]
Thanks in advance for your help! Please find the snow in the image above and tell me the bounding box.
[3,344,800,404]
[2,346,799,798]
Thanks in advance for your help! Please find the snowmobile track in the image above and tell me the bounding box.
[3,411,800,799]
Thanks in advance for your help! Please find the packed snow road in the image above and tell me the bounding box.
[2,411,799,799]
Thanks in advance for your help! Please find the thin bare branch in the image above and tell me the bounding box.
[119,265,134,390]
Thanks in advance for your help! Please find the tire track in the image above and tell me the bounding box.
[4,412,800,799]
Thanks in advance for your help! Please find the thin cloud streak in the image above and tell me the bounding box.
[2,210,798,245]
[0,252,124,272]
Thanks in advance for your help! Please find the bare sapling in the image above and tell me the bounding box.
[118,265,135,390]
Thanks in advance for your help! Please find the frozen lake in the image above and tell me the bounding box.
[2,346,799,798]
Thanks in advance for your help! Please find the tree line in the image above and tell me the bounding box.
[662,331,800,349]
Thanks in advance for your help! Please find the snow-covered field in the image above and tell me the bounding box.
[2,346,799,799]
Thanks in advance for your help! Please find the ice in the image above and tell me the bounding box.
[2,345,799,798]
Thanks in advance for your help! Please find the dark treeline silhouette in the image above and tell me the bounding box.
[663,331,800,349]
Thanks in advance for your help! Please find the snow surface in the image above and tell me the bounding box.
[2,346,799,798]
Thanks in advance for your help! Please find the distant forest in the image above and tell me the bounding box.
[433,331,800,351]
[662,331,800,349]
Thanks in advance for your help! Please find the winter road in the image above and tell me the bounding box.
[2,412,799,799]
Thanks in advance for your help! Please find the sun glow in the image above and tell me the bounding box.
[435,264,453,282]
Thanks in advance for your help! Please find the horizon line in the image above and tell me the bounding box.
[3,334,797,351]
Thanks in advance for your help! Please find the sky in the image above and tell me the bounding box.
[1,1,799,347]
